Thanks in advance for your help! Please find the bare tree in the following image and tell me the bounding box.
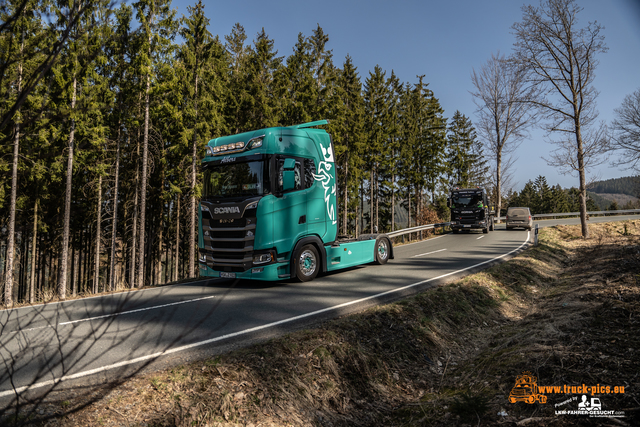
[512,0,607,238]
[546,121,609,179]
[611,88,640,171]
[471,52,537,220]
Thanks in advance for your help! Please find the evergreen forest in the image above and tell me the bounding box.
[0,0,489,305]
[2,1,634,306]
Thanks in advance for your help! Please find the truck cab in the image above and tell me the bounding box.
[448,188,495,234]
[198,120,392,282]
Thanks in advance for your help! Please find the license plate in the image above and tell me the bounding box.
[463,225,471,228]
[220,272,236,278]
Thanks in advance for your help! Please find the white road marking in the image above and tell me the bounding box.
[411,248,447,258]
[397,233,448,247]
[6,325,54,335]
[477,236,485,240]
[6,295,217,334]
[59,295,217,325]
[0,232,530,398]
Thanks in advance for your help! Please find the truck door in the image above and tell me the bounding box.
[271,157,308,254]
[305,158,327,239]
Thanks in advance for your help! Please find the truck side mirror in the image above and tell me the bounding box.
[282,158,296,192]
[283,171,295,191]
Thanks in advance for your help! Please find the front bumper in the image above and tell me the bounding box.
[450,221,487,230]
[199,259,290,281]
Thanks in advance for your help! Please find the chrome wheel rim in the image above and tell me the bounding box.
[377,240,388,261]
[299,250,317,276]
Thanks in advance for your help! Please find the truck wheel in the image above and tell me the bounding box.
[374,238,390,265]
[294,244,319,282]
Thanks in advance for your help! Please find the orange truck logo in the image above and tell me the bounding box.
[509,372,547,404]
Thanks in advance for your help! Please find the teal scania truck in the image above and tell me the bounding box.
[198,120,393,282]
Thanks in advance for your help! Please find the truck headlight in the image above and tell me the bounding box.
[253,252,273,265]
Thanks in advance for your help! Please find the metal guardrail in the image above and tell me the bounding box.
[532,209,640,219]
[387,209,640,239]
[387,222,450,238]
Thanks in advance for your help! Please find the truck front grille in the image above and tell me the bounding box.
[200,210,257,272]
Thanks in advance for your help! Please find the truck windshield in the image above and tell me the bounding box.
[203,160,264,199]
[452,194,483,208]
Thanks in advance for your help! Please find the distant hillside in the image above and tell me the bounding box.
[587,192,608,211]
[588,176,639,197]
[592,193,639,208]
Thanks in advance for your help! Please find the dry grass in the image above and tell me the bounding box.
[6,221,640,426]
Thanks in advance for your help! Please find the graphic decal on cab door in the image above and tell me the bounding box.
[313,142,337,225]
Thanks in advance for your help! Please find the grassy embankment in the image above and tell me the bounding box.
[11,221,640,426]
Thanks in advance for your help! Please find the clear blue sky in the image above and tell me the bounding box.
[168,0,640,191]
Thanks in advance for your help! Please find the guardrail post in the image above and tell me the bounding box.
[534,223,539,246]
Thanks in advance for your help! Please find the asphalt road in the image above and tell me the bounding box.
[0,214,637,404]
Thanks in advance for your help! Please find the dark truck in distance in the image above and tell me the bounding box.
[447,188,495,234]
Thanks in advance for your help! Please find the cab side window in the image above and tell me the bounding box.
[304,158,316,189]
[277,158,302,192]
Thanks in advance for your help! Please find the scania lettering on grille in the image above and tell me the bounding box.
[214,206,240,214]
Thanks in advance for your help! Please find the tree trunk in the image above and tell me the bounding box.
[109,130,121,291]
[29,200,38,304]
[72,236,78,297]
[369,168,374,233]
[360,179,364,237]
[94,174,102,294]
[156,208,163,285]
[496,149,502,223]
[189,73,199,278]
[391,152,395,232]
[375,163,379,232]
[575,124,589,238]
[174,195,180,283]
[137,52,151,289]
[343,150,349,236]
[4,109,20,307]
[4,41,25,307]
[59,74,78,301]
[408,186,411,229]
[130,135,139,289]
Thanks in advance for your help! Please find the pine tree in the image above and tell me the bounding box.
[244,28,282,129]
[363,65,390,232]
[446,111,479,189]
[402,76,447,222]
[106,3,135,292]
[281,32,315,125]
[133,0,177,288]
[534,175,551,213]
[379,70,402,231]
[178,0,225,278]
[57,0,105,300]
[308,24,333,121]
[333,55,365,235]
[224,23,250,132]
[468,137,490,189]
